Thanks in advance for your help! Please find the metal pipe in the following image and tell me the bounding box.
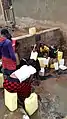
[0,0,16,27]
[0,0,6,24]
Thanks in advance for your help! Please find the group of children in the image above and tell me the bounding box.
[0,28,61,103]
[15,37,60,77]
[29,41,59,72]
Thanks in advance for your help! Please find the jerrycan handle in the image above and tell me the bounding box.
[29,93,37,99]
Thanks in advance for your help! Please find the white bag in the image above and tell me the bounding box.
[39,68,44,76]
[12,65,36,82]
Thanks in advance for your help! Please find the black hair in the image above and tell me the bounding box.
[1,29,9,35]
[54,45,57,50]
[1,29,12,41]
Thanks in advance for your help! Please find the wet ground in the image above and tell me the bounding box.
[0,1,67,118]
[0,15,51,37]
[0,72,67,119]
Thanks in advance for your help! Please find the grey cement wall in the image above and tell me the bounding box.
[1,0,67,24]
[13,27,65,60]
[13,0,67,24]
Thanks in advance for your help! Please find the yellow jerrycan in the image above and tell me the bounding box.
[50,64,54,69]
[24,93,38,116]
[58,51,63,61]
[29,27,36,35]
[38,58,46,68]
[4,89,17,111]
[0,73,4,88]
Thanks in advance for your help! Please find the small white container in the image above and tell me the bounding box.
[39,68,45,76]
[59,59,64,66]
[30,51,38,61]
[23,115,30,119]
[54,62,59,70]
[44,57,50,66]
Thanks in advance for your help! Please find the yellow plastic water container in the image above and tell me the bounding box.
[4,89,17,111]
[50,64,54,69]
[40,47,44,52]
[24,93,38,116]
[38,57,49,68]
[29,27,36,35]
[0,73,4,88]
[38,58,46,68]
[58,51,63,61]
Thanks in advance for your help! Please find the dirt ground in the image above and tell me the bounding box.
[0,16,67,119]
[0,16,53,38]
[0,71,67,119]
[0,24,49,38]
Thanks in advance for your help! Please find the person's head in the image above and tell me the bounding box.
[1,29,12,41]
[54,45,57,50]
[40,42,44,49]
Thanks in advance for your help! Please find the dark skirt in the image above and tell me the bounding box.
[3,77,32,99]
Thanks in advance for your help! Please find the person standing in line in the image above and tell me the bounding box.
[28,44,41,80]
[0,29,16,78]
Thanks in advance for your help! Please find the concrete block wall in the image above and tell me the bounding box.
[13,27,63,60]
[36,27,61,46]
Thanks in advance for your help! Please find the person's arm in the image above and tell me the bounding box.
[0,51,2,59]
[0,47,2,59]
[8,41,16,61]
